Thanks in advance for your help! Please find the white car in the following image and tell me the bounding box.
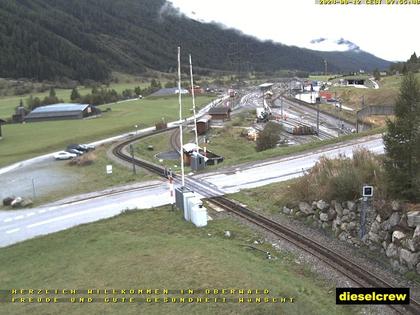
[54,151,77,160]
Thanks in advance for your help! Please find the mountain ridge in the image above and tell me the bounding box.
[0,0,391,81]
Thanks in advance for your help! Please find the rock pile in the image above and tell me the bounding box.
[282,199,420,275]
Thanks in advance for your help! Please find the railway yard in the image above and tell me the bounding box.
[1,80,419,314]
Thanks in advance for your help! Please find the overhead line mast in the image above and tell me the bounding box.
[189,54,199,150]
[177,47,185,187]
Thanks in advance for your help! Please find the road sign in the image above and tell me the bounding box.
[106,165,113,174]
[362,185,373,197]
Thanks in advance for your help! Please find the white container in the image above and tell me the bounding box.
[183,192,196,221]
[190,205,208,227]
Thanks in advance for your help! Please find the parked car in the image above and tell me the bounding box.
[79,144,95,151]
[54,151,77,160]
[66,148,83,156]
[67,143,95,152]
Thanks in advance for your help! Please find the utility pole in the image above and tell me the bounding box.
[177,47,185,187]
[324,59,328,75]
[280,97,284,119]
[316,101,320,136]
[189,54,199,150]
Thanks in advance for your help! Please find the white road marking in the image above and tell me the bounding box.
[6,228,20,234]
[27,206,111,229]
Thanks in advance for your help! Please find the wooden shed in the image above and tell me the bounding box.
[208,106,231,121]
[196,115,211,135]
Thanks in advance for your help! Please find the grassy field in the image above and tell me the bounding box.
[0,78,163,119]
[327,73,420,111]
[203,127,385,170]
[0,95,215,167]
[0,207,359,315]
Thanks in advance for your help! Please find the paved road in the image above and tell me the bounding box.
[194,134,384,193]
[0,181,173,248]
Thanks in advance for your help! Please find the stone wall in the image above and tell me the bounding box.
[282,200,420,275]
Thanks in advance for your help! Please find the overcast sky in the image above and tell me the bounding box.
[168,0,419,62]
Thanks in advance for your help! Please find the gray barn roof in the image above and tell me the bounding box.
[25,103,90,120]
[30,103,89,113]
[209,106,231,115]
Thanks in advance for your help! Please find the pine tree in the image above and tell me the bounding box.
[383,72,420,201]
[49,87,56,98]
[70,87,81,101]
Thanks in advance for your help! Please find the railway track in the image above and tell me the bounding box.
[112,127,420,314]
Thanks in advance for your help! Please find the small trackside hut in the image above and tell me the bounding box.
[208,106,231,121]
[196,114,211,135]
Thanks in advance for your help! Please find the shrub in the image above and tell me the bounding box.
[289,148,386,202]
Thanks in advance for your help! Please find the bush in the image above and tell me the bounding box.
[289,149,386,202]
[68,152,96,166]
[256,122,282,152]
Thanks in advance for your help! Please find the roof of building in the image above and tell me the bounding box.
[25,103,90,120]
[150,87,189,97]
[259,83,274,89]
[208,106,231,115]
[197,115,211,123]
[183,143,199,152]
[31,103,89,113]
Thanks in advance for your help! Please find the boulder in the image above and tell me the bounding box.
[348,221,356,231]
[378,230,390,243]
[388,212,400,227]
[407,211,420,227]
[380,220,391,231]
[332,218,341,232]
[399,248,420,269]
[334,202,343,216]
[382,241,388,251]
[342,209,350,216]
[341,215,350,223]
[298,202,314,215]
[346,201,357,212]
[392,230,406,244]
[405,239,420,253]
[319,213,329,222]
[375,214,382,223]
[341,223,349,231]
[391,200,401,212]
[417,262,420,275]
[21,198,33,207]
[224,231,231,238]
[282,206,291,215]
[386,243,399,258]
[398,214,409,230]
[375,199,390,217]
[348,211,357,221]
[338,232,348,241]
[321,222,329,229]
[368,231,381,243]
[370,221,380,234]
[316,200,328,211]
